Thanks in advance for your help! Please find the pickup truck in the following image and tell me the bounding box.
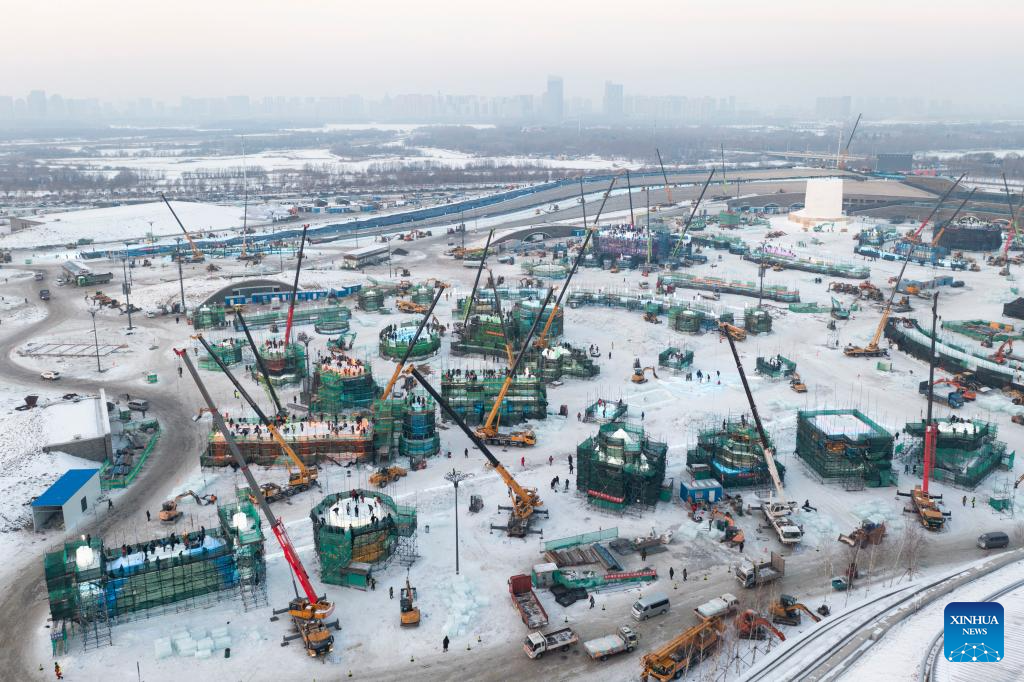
[523,627,578,659]
[695,593,739,620]
[509,574,548,629]
[735,552,785,588]
[583,626,639,661]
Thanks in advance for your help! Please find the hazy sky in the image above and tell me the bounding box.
[3,1,1017,103]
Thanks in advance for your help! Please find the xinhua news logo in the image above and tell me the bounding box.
[944,601,1004,663]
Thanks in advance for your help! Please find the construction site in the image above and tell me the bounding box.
[6,110,1024,682]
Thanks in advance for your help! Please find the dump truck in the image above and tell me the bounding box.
[695,594,739,621]
[735,552,785,588]
[509,574,548,629]
[583,626,639,661]
[522,627,578,659]
[918,380,964,409]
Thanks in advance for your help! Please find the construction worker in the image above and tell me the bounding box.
[548,455,554,466]
[962,495,967,507]
[389,586,394,599]
[683,567,688,581]
[442,635,450,652]
[54,662,63,680]
[669,567,675,580]
[589,595,595,609]
[971,497,976,508]
[146,510,151,522]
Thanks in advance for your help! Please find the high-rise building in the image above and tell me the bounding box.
[27,90,47,118]
[603,81,624,119]
[815,96,851,120]
[543,76,563,121]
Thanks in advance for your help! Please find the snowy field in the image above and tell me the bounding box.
[4,190,1024,681]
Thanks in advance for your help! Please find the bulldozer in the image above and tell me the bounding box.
[159,490,216,522]
[370,466,408,488]
[734,610,785,641]
[643,312,662,324]
[400,575,420,626]
[769,595,822,626]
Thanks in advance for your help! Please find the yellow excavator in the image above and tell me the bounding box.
[845,178,971,358]
[159,490,217,522]
[640,618,724,681]
[631,361,659,384]
[198,329,319,501]
[769,595,822,626]
[370,466,408,488]
[400,575,420,626]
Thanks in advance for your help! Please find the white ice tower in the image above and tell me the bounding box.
[789,177,848,226]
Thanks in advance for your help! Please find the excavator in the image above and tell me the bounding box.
[409,365,547,537]
[474,289,554,448]
[735,610,785,641]
[844,177,970,357]
[789,373,808,393]
[197,332,320,501]
[770,595,821,626]
[176,349,338,659]
[708,508,744,546]
[639,617,724,682]
[160,192,205,263]
[631,359,659,384]
[400,574,420,626]
[643,312,662,324]
[934,377,976,401]
[991,339,1014,365]
[722,323,802,545]
[159,490,217,522]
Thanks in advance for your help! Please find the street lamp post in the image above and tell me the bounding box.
[444,468,470,575]
[88,306,103,373]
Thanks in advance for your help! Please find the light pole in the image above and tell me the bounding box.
[88,306,103,373]
[444,468,470,575]
[121,243,134,330]
[175,238,186,316]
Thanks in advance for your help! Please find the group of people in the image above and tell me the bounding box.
[320,352,367,377]
[685,368,719,384]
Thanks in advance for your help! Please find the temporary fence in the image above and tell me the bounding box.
[100,422,161,490]
[440,369,548,426]
[658,347,694,371]
[795,409,895,488]
[903,419,1012,489]
[744,249,870,279]
[884,319,1019,388]
[657,274,800,303]
[576,422,668,510]
[686,418,784,490]
[310,490,418,586]
[379,321,442,361]
[755,355,796,379]
[544,528,619,552]
[198,338,244,371]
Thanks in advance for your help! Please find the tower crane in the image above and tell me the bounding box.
[196,333,319,498]
[176,349,338,658]
[409,365,547,537]
[160,192,205,262]
[844,175,966,358]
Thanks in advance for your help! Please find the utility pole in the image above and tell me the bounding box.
[88,306,103,373]
[175,238,187,315]
[444,468,470,575]
[121,244,134,330]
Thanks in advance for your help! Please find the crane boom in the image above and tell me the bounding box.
[1000,174,1023,260]
[721,324,784,499]
[463,229,495,325]
[838,113,862,170]
[488,271,515,365]
[656,148,673,205]
[380,285,446,401]
[626,170,635,227]
[930,189,977,247]
[196,334,314,483]
[175,348,331,618]
[160,192,204,261]
[592,174,619,227]
[236,310,287,418]
[669,169,716,261]
[535,229,593,349]
[481,288,554,436]
[284,224,309,346]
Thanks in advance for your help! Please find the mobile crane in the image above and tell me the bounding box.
[461,229,495,325]
[655,148,673,207]
[837,113,861,170]
[489,272,515,365]
[284,224,309,346]
[176,349,338,658]
[534,229,593,350]
[667,169,716,264]
[409,365,547,537]
[844,176,967,357]
[379,285,446,401]
[160,192,205,263]
[196,333,319,499]
[475,289,554,448]
[639,618,724,681]
[721,323,802,545]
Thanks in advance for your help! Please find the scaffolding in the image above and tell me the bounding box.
[796,409,896,488]
[310,354,379,413]
[358,288,385,311]
[310,489,418,587]
[524,343,600,383]
[439,368,548,425]
[202,415,375,467]
[250,341,307,386]
[192,305,228,330]
[744,249,871,279]
[583,398,628,424]
[686,418,785,490]
[903,419,1013,489]
[744,307,773,334]
[657,274,800,303]
[576,422,667,511]
[658,347,694,371]
[43,499,266,650]
[755,354,796,379]
[231,303,351,331]
[379,321,441,361]
[198,338,244,371]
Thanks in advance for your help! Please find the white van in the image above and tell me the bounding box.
[631,592,670,621]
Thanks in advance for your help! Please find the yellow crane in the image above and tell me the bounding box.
[534,229,593,350]
[160,192,205,262]
[488,271,515,366]
[844,178,971,358]
[380,285,447,401]
[640,618,724,681]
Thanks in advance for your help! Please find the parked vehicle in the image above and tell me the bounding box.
[695,594,739,621]
[583,626,639,661]
[978,531,1009,549]
[522,627,578,659]
[128,399,150,412]
[39,289,51,301]
[508,574,548,629]
[919,380,964,409]
[33,272,44,281]
[735,552,785,588]
[40,370,61,381]
[631,592,670,621]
